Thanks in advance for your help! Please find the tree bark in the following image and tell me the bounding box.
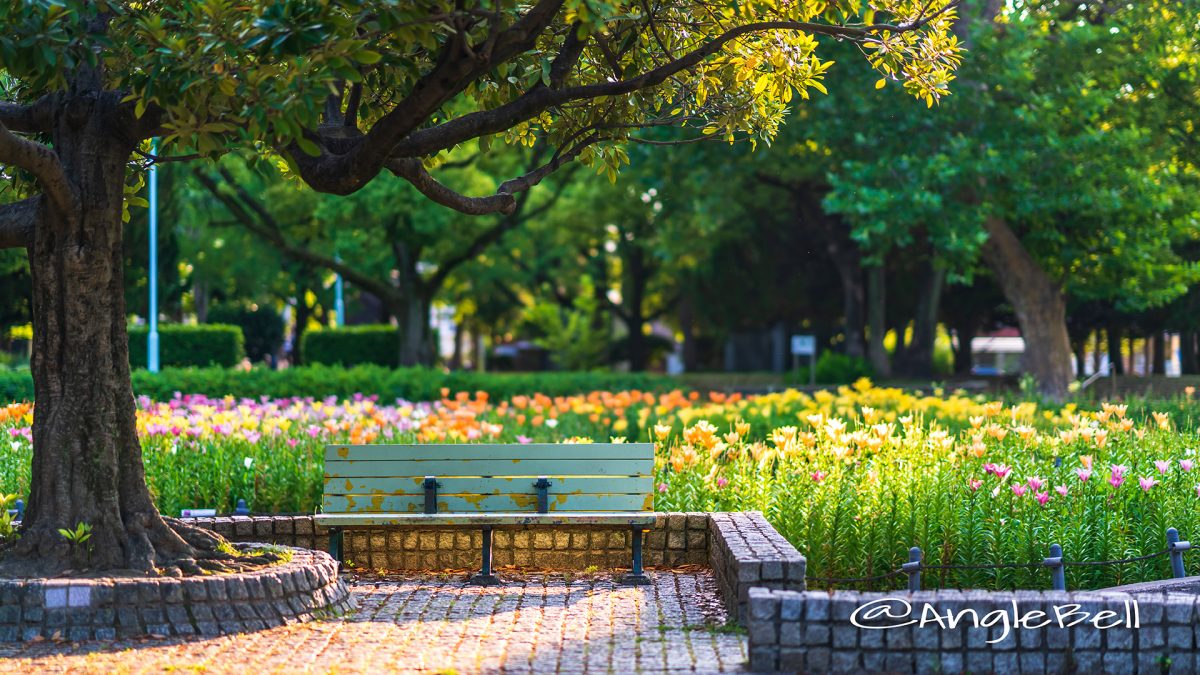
[979,216,1074,400]
[893,263,945,378]
[1107,324,1125,375]
[1152,331,1166,375]
[5,96,225,575]
[396,293,433,367]
[951,320,977,376]
[865,264,891,377]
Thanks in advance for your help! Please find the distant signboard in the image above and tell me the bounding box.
[791,335,816,356]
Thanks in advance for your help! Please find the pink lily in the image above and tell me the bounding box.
[1155,460,1171,474]
[1055,485,1069,497]
[1026,476,1045,491]
[811,471,827,483]
[968,479,983,491]
[1035,492,1050,506]
[1139,477,1158,492]
[1011,484,1027,497]
[1181,459,1194,472]
[1076,469,1093,482]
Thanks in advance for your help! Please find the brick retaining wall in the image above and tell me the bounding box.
[187,512,711,570]
[0,548,349,641]
[747,587,1199,674]
[709,512,806,624]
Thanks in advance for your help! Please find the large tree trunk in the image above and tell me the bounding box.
[979,216,1074,400]
[6,96,223,575]
[865,265,891,377]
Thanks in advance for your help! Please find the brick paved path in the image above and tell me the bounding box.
[0,570,749,674]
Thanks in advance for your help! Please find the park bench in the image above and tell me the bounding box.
[315,442,656,585]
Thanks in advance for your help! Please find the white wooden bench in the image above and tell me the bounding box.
[315,443,656,584]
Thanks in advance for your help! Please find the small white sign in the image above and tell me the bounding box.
[791,335,816,356]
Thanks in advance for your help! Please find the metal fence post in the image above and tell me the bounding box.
[903,546,922,592]
[1167,528,1190,579]
[1045,543,1066,591]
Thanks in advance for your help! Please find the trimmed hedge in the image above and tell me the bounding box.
[301,325,399,368]
[206,305,283,363]
[128,324,245,368]
[0,364,684,403]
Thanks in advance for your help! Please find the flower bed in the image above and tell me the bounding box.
[3,380,1199,590]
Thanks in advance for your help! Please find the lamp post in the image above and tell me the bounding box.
[334,255,345,327]
[147,139,160,373]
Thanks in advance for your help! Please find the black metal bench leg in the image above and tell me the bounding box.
[469,526,501,585]
[328,527,343,571]
[621,527,651,585]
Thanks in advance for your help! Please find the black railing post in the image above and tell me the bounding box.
[1167,528,1190,579]
[903,546,922,592]
[1045,543,1066,591]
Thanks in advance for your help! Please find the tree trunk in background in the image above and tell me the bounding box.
[951,321,977,376]
[1107,325,1125,375]
[893,264,945,378]
[1152,332,1166,375]
[1072,337,1086,377]
[292,286,311,366]
[979,216,1074,400]
[866,265,891,377]
[1182,331,1198,375]
[449,319,465,369]
[7,94,223,575]
[193,280,208,323]
[395,293,432,367]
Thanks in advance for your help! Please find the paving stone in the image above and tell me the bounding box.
[0,570,745,674]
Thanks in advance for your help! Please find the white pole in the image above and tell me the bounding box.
[147,139,160,373]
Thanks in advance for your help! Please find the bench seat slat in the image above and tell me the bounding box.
[324,475,653,496]
[321,493,653,514]
[324,458,651,478]
[315,512,657,527]
[325,443,653,462]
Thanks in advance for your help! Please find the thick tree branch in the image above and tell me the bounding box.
[331,0,567,183]
[385,131,603,217]
[0,98,54,134]
[0,121,75,216]
[0,197,38,249]
[386,158,519,215]
[192,169,399,302]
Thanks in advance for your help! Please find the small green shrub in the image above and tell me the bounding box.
[128,324,245,368]
[301,326,399,368]
[790,351,874,385]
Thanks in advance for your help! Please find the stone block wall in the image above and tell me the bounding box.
[747,587,1199,674]
[188,512,711,571]
[709,512,806,624]
[0,548,349,642]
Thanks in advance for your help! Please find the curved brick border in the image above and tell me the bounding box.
[0,547,352,641]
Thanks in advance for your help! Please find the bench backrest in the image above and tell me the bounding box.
[322,443,655,514]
